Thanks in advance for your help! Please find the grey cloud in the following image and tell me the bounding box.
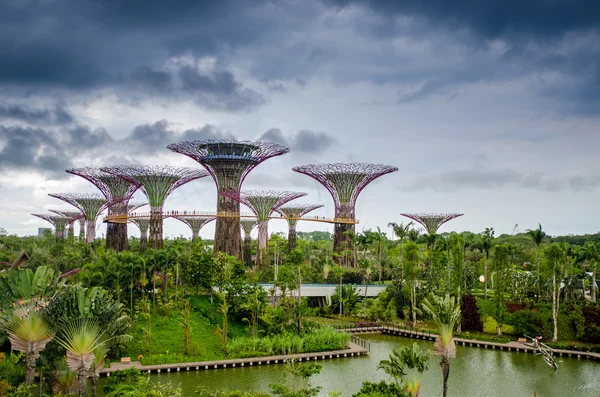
[0,103,74,125]
[258,128,336,154]
[0,124,112,178]
[124,120,235,155]
[402,169,597,192]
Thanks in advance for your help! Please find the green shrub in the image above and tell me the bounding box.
[482,316,498,334]
[500,324,515,335]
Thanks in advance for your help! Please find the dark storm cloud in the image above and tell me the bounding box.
[0,1,269,111]
[258,128,336,154]
[403,169,600,192]
[0,103,74,125]
[331,0,600,39]
[0,124,114,178]
[124,120,234,155]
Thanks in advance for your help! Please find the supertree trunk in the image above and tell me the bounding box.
[288,224,298,251]
[86,220,96,243]
[68,222,75,238]
[78,219,86,241]
[192,230,199,242]
[106,205,129,252]
[257,221,269,269]
[214,192,241,257]
[149,206,163,249]
[55,225,65,240]
[243,234,253,267]
[334,205,355,266]
[140,229,148,253]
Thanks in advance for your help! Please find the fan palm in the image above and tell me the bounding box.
[421,293,460,397]
[526,223,547,300]
[3,309,54,385]
[378,342,430,396]
[54,319,126,397]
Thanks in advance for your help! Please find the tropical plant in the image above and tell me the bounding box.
[0,266,58,306]
[580,242,599,302]
[378,343,430,396]
[421,293,460,397]
[476,228,494,298]
[526,223,547,300]
[2,309,54,385]
[403,242,421,327]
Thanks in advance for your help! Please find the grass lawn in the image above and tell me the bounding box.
[121,295,246,365]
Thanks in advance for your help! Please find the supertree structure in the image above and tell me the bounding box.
[130,217,151,253]
[171,215,216,242]
[66,168,141,252]
[48,193,108,243]
[240,218,258,267]
[49,210,84,239]
[277,204,324,251]
[400,213,464,235]
[31,213,70,240]
[101,165,209,249]
[221,190,307,268]
[292,163,398,257]
[167,140,290,258]
[127,202,148,214]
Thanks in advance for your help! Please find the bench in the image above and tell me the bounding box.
[517,338,526,343]
[120,357,131,363]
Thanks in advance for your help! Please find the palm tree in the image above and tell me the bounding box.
[407,228,421,243]
[54,319,127,397]
[389,221,414,266]
[477,228,494,298]
[526,223,547,300]
[378,342,431,397]
[3,309,54,385]
[581,242,599,302]
[421,293,461,397]
[403,242,421,328]
[542,243,567,342]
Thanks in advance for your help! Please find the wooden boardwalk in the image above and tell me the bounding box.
[101,340,369,376]
[340,325,600,362]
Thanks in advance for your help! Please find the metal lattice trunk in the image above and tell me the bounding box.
[131,217,150,253]
[221,190,306,268]
[31,214,70,240]
[78,218,86,241]
[101,165,209,250]
[240,219,257,267]
[292,163,398,264]
[167,140,290,258]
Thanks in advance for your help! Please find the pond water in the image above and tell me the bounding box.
[114,334,600,396]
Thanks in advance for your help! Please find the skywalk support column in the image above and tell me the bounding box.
[293,163,398,266]
[102,165,208,250]
[167,140,290,258]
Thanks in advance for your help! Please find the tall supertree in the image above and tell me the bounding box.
[400,213,464,235]
[222,190,306,268]
[66,168,141,252]
[240,218,258,267]
[49,210,83,239]
[101,165,209,249]
[31,214,70,240]
[171,215,216,242]
[48,194,109,243]
[292,163,398,258]
[167,140,290,258]
[277,204,324,251]
[130,216,151,253]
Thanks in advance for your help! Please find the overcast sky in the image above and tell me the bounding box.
[1,0,599,240]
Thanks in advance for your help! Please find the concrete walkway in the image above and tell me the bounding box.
[102,341,368,376]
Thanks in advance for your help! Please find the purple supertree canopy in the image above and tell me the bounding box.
[221,190,308,221]
[277,204,324,226]
[400,213,464,235]
[127,202,148,214]
[49,210,84,222]
[240,218,258,234]
[47,193,109,221]
[66,167,141,205]
[31,213,70,229]
[101,165,209,208]
[292,163,398,215]
[166,140,290,191]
